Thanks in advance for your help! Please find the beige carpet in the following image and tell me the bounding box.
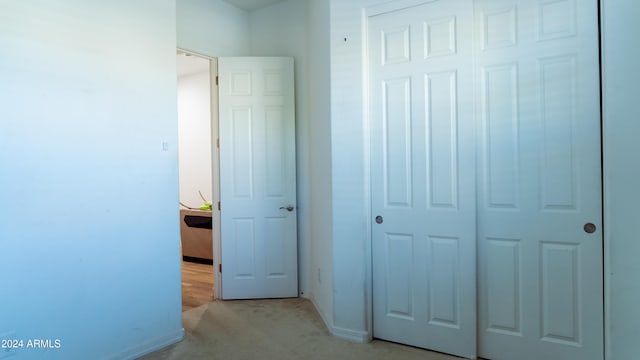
[140,298,459,360]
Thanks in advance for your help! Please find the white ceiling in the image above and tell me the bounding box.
[176,53,210,78]
[222,0,286,11]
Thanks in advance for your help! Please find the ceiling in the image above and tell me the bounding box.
[222,0,286,11]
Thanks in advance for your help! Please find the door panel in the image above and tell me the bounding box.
[476,1,603,359]
[219,57,298,300]
[370,2,477,358]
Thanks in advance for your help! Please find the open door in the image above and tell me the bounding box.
[218,57,298,300]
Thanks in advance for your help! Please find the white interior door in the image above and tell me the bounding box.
[218,57,298,300]
[369,2,477,358]
[475,1,603,359]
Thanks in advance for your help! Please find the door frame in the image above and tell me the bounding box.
[361,0,607,357]
[177,47,221,300]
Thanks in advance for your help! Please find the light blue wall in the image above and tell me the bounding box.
[0,1,183,359]
[327,0,375,340]
[601,1,640,359]
[177,0,250,56]
[306,0,334,331]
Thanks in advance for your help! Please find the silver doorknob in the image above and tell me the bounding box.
[280,206,295,212]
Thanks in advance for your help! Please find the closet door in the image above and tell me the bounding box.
[475,1,603,359]
[369,1,477,358]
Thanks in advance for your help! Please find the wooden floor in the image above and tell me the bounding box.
[182,260,214,312]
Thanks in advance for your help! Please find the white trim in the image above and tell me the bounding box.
[599,1,611,359]
[360,6,374,341]
[104,328,184,360]
[210,57,222,301]
[331,326,371,344]
[177,47,216,61]
[366,0,437,17]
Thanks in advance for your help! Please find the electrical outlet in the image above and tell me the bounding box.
[0,331,17,359]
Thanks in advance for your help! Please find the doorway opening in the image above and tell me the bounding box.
[175,52,298,306]
[176,49,221,311]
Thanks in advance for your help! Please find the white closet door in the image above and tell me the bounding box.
[218,57,298,300]
[475,1,603,359]
[369,1,477,358]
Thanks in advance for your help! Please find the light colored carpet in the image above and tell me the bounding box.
[140,298,460,360]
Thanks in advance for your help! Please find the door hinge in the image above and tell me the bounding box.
[216,138,219,149]
[215,76,219,86]
[218,201,221,211]
[219,264,222,273]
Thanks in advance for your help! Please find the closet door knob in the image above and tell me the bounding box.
[584,223,596,234]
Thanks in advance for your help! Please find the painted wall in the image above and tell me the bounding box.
[328,0,376,340]
[307,0,334,331]
[177,0,250,56]
[0,1,183,359]
[249,0,313,300]
[601,1,640,359]
[177,68,213,209]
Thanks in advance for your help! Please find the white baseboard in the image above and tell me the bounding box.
[309,296,371,344]
[105,328,184,360]
[330,325,371,343]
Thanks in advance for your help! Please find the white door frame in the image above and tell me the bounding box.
[177,47,222,300]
